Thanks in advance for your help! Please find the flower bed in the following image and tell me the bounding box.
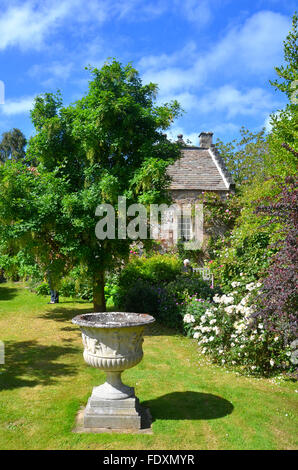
[183,280,297,376]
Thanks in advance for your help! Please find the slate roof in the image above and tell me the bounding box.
[167,144,235,191]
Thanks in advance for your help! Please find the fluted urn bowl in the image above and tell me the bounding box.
[72,312,155,401]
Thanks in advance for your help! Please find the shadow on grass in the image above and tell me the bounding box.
[41,307,93,323]
[144,322,182,337]
[0,285,19,301]
[142,391,233,421]
[0,340,80,391]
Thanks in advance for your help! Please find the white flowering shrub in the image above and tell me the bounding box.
[183,281,294,375]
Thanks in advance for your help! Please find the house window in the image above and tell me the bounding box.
[177,215,192,241]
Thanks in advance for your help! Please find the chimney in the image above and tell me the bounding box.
[177,134,185,144]
[199,132,213,148]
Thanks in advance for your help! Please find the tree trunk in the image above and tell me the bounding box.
[93,270,106,312]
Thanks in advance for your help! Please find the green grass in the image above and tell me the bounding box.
[0,281,297,450]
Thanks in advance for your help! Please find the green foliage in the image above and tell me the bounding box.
[196,190,240,229]
[165,275,219,304]
[267,13,298,178]
[129,157,174,205]
[0,128,27,163]
[215,127,270,186]
[116,254,181,324]
[2,282,297,450]
[252,176,298,354]
[270,13,298,100]
[117,254,218,329]
[120,279,160,317]
[30,91,63,131]
[120,280,184,329]
[104,274,120,307]
[0,60,182,311]
[35,281,50,296]
[159,275,220,330]
[33,268,118,305]
[0,250,41,282]
[176,241,204,265]
[117,254,181,290]
[182,299,214,337]
[0,161,72,288]
[183,282,295,376]
[208,178,282,290]
[210,232,276,291]
[209,15,298,292]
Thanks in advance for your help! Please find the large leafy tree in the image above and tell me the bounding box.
[267,12,298,177]
[216,14,297,187]
[215,127,270,187]
[209,13,297,287]
[0,60,181,311]
[0,128,26,163]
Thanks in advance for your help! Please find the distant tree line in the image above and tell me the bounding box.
[0,128,27,163]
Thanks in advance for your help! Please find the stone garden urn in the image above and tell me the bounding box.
[72,312,155,430]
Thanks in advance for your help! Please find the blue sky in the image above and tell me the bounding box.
[0,0,295,146]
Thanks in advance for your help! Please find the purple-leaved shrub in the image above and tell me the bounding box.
[253,176,297,351]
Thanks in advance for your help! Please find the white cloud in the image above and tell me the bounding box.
[143,66,205,95]
[0,0,170,52]
[114,0,168,21]
[168,122,242,143]
[140,10,290,86]
[140,42,205,96]
[79,39,107,70]
[1,96,35,115]
[0,1,74,51]
[198,85,280,118]
[173,0,212,26]
[210,122,239,135]
[139,42,197,70]
[207,10,290,75]
[157,91,199,111]
[29,62,74,81]
[139,10,289,119]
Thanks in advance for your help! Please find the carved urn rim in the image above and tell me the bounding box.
[72,312,155,329]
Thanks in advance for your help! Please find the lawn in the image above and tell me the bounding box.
[0,282,297,450]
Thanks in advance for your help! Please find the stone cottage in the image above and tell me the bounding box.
[159,132,235,249]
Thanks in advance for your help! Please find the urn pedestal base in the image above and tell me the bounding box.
[84,387,142,429]
[72,312,156,432]
[90,371,135,400]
